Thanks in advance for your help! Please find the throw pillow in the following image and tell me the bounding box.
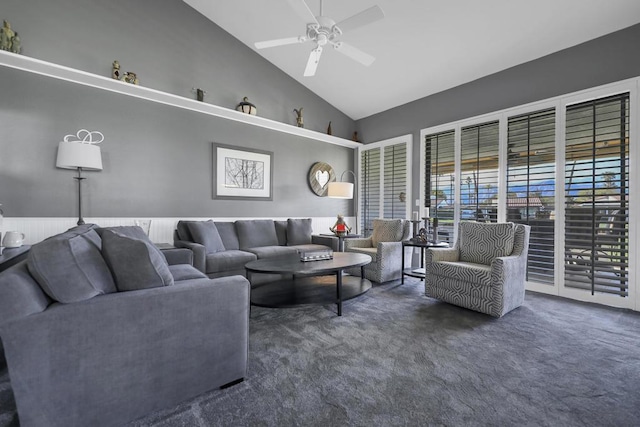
[287,218,312,246]
[101,230,174,292]
[371,219,404,246]
[236,220,279,249]
[459,222,515,266]
[187,220,225,254]
[27,227,117,303]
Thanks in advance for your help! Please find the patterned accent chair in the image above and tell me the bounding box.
[344,219,411,283]
[424,221,531,317]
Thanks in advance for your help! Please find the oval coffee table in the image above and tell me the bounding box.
[246,252,372,316]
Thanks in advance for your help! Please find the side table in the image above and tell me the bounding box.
[0,245,31,273]
[319,234,361,252]
[401,240,448,284]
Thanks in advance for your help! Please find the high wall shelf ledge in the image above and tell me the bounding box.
[0,50,360,149]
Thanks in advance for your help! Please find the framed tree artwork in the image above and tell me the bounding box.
[213,143,273,200]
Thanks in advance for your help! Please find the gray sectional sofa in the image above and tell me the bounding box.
[0,224,250,427]
[174,218,336,279]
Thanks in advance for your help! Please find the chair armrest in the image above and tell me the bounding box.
[424,247,459,279]
[491,254,527,286]
[174,240,206,273]
[160,247,193,266]
[344,237,373,250]
[426,247,459,263]
[376,240,403,257]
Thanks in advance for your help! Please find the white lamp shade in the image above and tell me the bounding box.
[56,141,103,170]
[327,181,354,199]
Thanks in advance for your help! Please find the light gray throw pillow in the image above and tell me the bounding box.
[101,229,174,292]
[187,220,225,254]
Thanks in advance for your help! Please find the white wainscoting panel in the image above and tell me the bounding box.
[2,216,354,246]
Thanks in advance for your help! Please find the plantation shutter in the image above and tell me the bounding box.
[360,147,381,237]
[460,121,499,222]
[425,131,455,219]
[507,108,556,284]
[564,93,629,296]
[383,143,407,219]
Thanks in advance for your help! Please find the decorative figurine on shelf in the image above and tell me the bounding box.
[294,108,304,128]
[122,71,139,85]
[112,60,139,85]
[192,87,207,102]
[111,60,121,80]
[330,214,352,237]
[236,97,257,115]
[1,20,16,52]
[10,32,21,54]
[327,121,332,135]
[352,131,360,142]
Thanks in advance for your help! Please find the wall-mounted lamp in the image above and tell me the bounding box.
[56,129,103,225]
[327,170,358,233]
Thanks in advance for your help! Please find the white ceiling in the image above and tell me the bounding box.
[184,0,640,120]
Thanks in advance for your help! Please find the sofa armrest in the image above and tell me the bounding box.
[174,240,206,272]
[0,275,250,427]
[311,235,338,252]
[160,247,193,266]
[344,237,373,250]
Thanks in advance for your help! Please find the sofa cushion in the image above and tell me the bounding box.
[236,220,279,249]
[100,225,170,262]
[187,220,225,254]
[432,261,493,286]
[275,220,288,246]
[347,246,378,263]
[287,218,312,246]
[101,230,174,292]
[459,222,515,266]
[168,264,208,281]
[176,220,193,241]
[215,222,240,250]
[27,225,117,303]
[371,219,404,246]
[245,245,297,259]
[205,250,257,274]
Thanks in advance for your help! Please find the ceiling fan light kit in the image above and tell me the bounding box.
[254,0,384,77]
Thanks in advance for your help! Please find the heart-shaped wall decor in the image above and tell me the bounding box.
[316,170,330,189]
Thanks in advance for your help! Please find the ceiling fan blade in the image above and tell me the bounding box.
[335,5,384,34]
[286,0,319,24]
[333,42,375,66]
[304,46,323,77]
[255,36,306,49]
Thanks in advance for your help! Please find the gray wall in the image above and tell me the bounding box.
[0,0,356,218]
[356,23,640,205]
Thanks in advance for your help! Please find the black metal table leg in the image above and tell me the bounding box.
[336,270,342,316]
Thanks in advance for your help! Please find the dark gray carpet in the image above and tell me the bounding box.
[2,277,640,426]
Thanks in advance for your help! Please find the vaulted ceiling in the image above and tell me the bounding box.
[185,0,640,120]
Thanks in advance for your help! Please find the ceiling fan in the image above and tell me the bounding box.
[254,0,385,77]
